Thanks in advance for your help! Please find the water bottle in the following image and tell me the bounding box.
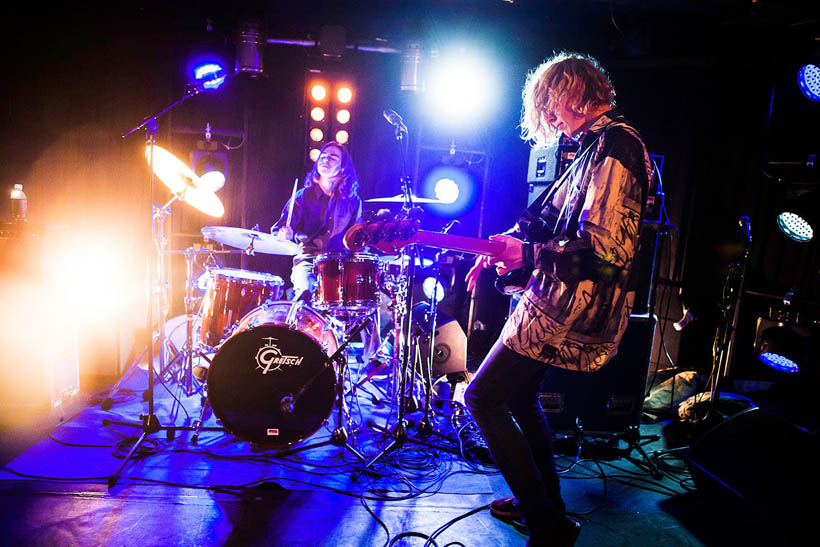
[10,184,27,221]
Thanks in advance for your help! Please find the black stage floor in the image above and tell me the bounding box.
[0,349,806,547]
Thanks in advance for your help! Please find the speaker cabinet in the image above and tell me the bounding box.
[685,407,818,533]
[539,314,656,435]
[417,316,468,376]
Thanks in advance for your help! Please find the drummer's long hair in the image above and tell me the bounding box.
[305,141,360,199]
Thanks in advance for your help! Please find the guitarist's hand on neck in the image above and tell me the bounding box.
[465,234,524,293]
[487,234,524,275]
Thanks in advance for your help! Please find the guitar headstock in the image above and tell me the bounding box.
[343,219,421,254]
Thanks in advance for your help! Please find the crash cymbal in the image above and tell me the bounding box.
[146,145,225,218]
[365,194,443,204]
[201,226,302,255]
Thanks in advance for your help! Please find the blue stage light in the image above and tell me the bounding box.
[797,63,820,101]
[422,276,446,302]
[434,177,460,204]
[194,62,226,90]
[758,326,806,373]
[777,211,814,242]
[422,165,475,216]
[759,352,800,373]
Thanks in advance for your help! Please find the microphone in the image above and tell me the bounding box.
[383,109,408,133]
[442,219,460,234]
[279,394,295,414]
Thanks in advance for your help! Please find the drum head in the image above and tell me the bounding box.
[207,324,336,448]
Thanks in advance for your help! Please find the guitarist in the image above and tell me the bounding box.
[463,52,652,546]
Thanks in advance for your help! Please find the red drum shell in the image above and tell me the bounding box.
[313,252,380,314]
[199,268,284,348]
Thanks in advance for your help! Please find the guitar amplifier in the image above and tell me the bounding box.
[539,314,655,435]
[526,136,579,184]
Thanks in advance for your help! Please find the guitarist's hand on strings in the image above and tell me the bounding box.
[465,234,524,293]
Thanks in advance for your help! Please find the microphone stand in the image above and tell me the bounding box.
[364,114,460,470]
[104,87,214,487]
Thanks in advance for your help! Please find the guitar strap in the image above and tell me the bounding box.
[517,116,644,241]
[516,127,606,239]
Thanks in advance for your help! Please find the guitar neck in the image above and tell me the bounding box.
[413,231,505,256]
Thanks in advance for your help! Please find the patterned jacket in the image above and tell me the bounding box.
[501,111,652,372]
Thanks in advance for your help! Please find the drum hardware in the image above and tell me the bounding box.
[274,314,372,461]
[363,243,456,468]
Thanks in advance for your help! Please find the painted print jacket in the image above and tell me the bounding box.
[501,111,652,372]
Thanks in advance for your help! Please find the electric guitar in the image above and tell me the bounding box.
[343,219,505,256]
[343,219,532,295]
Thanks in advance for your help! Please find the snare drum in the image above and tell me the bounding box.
[206,301,338,448]
[199,268,285,348]
[313,252,380,314]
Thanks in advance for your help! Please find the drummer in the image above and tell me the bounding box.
[272,141,382,362]
[272,141,363,302]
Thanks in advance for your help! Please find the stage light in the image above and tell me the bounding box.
[337,86,353,103]
[336,109,350,124]
[311,84,327,101]
[433,178,459,204]
[798,64,820,101]
[193,149,227,187]
[400,40,424,92]
[776,193,816,243]
[52,238,137,316]
[777,212,814,242]
[311,107,326,121]
[194,62,226,90]
[235,19,265,76]
[422,165,476,216]
[310,128,324,142]
[309,148,321,162]
[423,46,499,125]
[335,130,349,144]
[422,276,446,303]
[758,325,806,373]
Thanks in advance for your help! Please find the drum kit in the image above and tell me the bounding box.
[139,212,451,455]
[109,121,466,467]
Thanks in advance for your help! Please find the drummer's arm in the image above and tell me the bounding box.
[271,196,303,241]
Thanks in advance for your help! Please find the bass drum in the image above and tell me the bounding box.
[206,301,339,448]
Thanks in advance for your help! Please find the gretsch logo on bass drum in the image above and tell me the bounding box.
[255,337,304,374]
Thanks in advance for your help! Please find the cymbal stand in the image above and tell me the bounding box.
[276,314,371,461]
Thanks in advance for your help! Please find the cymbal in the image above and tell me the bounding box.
[146,145,225,218]
[366,194,443,204]
[201,226,302,255]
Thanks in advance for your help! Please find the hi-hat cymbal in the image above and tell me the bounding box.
[201,226,302,255]
[147,145,225,217]
[365,194,443,204]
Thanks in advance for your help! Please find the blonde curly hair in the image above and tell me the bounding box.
[521,52,616,147]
